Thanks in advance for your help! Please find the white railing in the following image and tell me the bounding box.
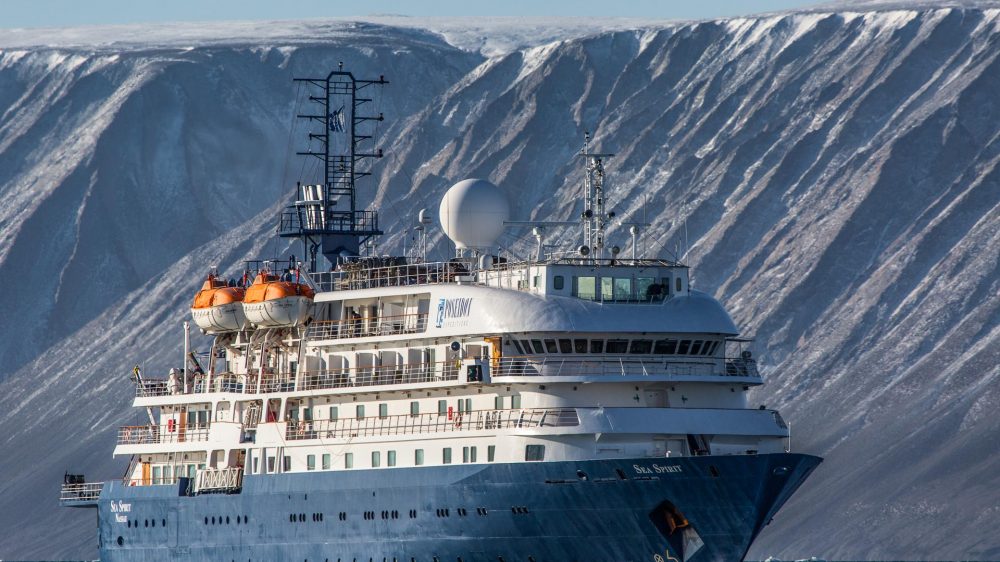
[306,313,429,340]
[493,356,760,378]
[195,467,243,494]
[117,424,210,445]
[60,482,103,504]
[285,408,579,440]
[311,261,470,292]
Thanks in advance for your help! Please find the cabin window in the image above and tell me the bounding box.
[530,340,545,354]
[344,453,354,469]
[306,455,316,471]
[387,451,397,467]
[267,456,275,473]
[302,407,312,422]
[511,395,522,409]
[544,339,558,353]
[438,400,448,416]
[495,396,504,410]
[322,454,331,470]
[532,275,541,288]
[463,447,470,463]
[677,340,691,355]
[629,340,652,354]
[637,277,655,299]
[558,339,572,353]
[152,466,162,485]
[253,457,259,474]
[415,449,425,466]
[525,445,546,461]
[162,466,172,483]
[410,401,420,416]
[689,341,703,355]
[614,278,632,300]
[553,276,565,290]
[329,406,338,421]
[283,456,291,472]
[371,451,381,468]
[379,403,388,419]
[654,339,677,354]
[601,278,614,300]
[606,339,628,354]
[574,339,588,353]
[573,276,596,300]
[356,405,365,419]
[488,445,496,462]
[463,446,477,463]
[443,448,453,464]
[590,339,604,353]
[676,278,682,292]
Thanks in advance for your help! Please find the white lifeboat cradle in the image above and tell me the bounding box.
[61,64,820,562]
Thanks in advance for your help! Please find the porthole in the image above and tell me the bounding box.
[151,519,155,527]
[127,520,131,528]
[204,516,208,525]
[226,516,230,524]
[161,519,166,527]
[576,470,589,481]
[144,519,149,528]
[116,536,124,547]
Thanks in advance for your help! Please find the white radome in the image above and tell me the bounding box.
[439,178,511,250]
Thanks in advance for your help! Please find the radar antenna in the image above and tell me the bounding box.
[278,63,388,271]
[580,132,615,260]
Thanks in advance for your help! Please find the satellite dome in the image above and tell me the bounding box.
[439,178,510,250]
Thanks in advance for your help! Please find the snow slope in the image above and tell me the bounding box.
[0,7,998,560]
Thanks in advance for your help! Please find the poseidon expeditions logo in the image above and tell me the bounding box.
[435,298,472,328]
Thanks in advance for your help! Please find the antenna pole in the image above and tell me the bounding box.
[579,132,615,262]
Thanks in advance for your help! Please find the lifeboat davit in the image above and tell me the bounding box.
[242,270,315,327]
[190,274,247,333]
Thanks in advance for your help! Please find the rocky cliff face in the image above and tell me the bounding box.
[0,8,997,560]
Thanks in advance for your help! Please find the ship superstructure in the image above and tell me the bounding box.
[61,64,821,562]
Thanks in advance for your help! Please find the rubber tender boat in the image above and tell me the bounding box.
[190,274,246,333]
[242,270,314,327]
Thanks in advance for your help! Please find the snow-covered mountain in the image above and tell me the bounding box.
[1,7,998,560]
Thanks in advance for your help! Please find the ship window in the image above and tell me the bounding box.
[637,277,655,299]
[606,339,628,354]
[601,277,614,300]
[512,340,525,354]
[415,449,425,466]
[519,340,532,354]
[438,400,448,416]
[676,278,682,292]
[573,276,596,300]
[187,464,196,479]
[267,456,275,473]
[574,339,588,353]
[283,456,291,472]
[152,466,162,485]
[303,407,313,422]
[677,340,691,354]
[372,451,381,468]
[463,447,470,463]
[345,453,354,469]
[495,396,504,410]
[532,275,541,288]
[410,401,420,416]
[388,450,397,467]
[530,340,545,354]
[307,455,316,471]
[488,445,496,462]
[443,448,452,464]
[329,406,338,420]
[457,399,464,414]
[356,405,365,419]
[163,465,172,483]
[557,339,572,353]
[544,339,558,353]
[470,446,477,462]
[525,445,545,461]
[629,340,652,354]
[379,403,388,419]
[322,454,331,470]
[614,278,632,300]
[654,339,677,354]
[511,395,522,409]
[589,339,604,353]
[553,276,564,290]
[689,340,703,355]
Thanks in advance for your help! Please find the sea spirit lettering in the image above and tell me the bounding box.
[435,298,473,328]
[110,501,132,523]
[633,464,683,475]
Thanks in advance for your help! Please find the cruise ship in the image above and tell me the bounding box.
[60,65,821,562]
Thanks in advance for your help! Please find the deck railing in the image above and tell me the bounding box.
[306,313,428,341]
[493,356,760,378]
[285,407,578,440]
[311,261,470,292]
[60,482,103,504]
[116,424,210,445]
[194,467,243,494]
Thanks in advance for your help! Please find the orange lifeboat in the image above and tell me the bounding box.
[242,270,315,327]
[190,273,247,333]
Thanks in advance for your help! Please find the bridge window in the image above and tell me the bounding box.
[519,339,532,354]
[573,276,596,300]
[511,340,525,354]
[574,339,588,353]
[544,339,558,353]
[606,339,628,354]
[677,340,691,354]
[614,278,632,300]
[558,339,572,353]
[689,341,703,355]
[654,339,677,354]
[530,340,545,354]
[589,339,604,353]
[553,275,564,290]
[629,340,652,354]
[601,278,614,300]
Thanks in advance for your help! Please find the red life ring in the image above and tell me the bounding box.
[454,414,463,429]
